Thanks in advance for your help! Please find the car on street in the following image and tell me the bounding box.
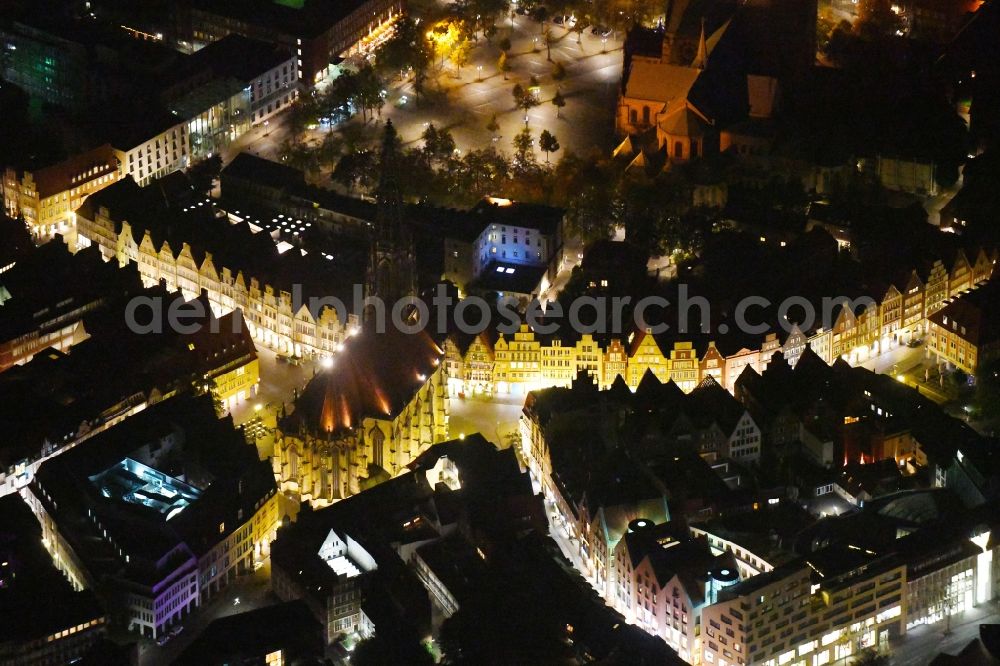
[169,624,184,638]
[591,25,612,36]
[515,5,528,14]
[155,634,171,647]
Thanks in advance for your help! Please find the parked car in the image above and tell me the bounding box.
[156,634,171,647]
[169,624,184,637]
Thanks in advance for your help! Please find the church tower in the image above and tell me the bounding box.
[366,120,416,308]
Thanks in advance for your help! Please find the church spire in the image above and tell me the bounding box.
[366,120,416,308]
[692,18,708,69]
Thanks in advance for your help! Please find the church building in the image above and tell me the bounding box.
[273,327,449,505]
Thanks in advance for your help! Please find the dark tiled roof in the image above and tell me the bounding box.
[174,601,323,665]
[469,198,563,235]
[470,261,547,296]
[188,0,388,39]
[0,495,105,644]
[286,327,443,436]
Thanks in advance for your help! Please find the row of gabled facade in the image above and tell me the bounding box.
[440,247,996,397]
[521,373,1000,665]
[75,178,360,361]
[517,374,765,661]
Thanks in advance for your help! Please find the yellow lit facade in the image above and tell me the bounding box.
[210,356,260,410]
[2,144,120,239]
[76,213,359,359]
[700,561,907,666]
[453,250,994,398]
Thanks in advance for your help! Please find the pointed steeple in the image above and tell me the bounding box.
[366,120,416,307]
[692,19,708,69]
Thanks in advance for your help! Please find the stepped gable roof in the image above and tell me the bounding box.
[289,328,443,436]
[80,176,359,303]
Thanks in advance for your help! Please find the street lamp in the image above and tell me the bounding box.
[601,36,607,53]
[477,64,483,81]
[263,120,270,136]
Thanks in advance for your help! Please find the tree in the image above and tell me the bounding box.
[512,126,535,165]
[498,50,510,80]
[354,64,385,120]
[486,112,500,138]
[449,32,472,77]
[498,36,512,53]
[530,5,549,32]
[512,83,540,126]
[316,132,343,171]
[458,148,511,201]
[555,156,619,241]
[552,90,566,118]
[187,154,222,195]
[286,96,321,137]
[551,60,566,82]
[422,123,456,164]
[538,129,559,162]
[544,27,554,61]
[332,149,377,192]
[851,649,890,666]
[374,16,430,81]
[281,139,319,175]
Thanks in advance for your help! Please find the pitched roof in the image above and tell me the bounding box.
[623,61,702,104]
[288,328,443,436]
[658,105,713,137]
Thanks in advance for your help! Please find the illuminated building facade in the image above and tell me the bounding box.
[0,242,140,373]
[180,0,403,86]
[2,144,120,239]
[700,552,907,666]
[0,495,107,666]
[926,277,1000,375]
[274,329,449,505]
[471,198,560,278]
[75,177,359,359]
[112,121,190,188]
[24,395,280,640]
